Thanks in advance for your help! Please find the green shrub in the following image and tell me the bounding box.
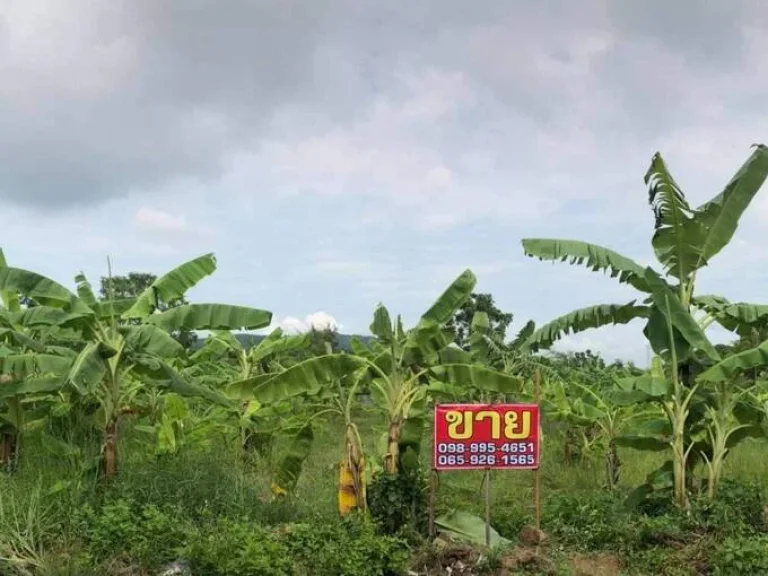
[491,503,531,540]
[690,480,767,537]
[367,468,428,538]
[710,535,768,575]
[543,492,632,550]
[184,514,410,576]
[185,519,293,576]
[74,498,187,568]
[285,514,410,576]
[109,452,304,525]
[633,513,694,549]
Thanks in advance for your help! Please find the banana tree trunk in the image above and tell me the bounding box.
[605,438,620,490]
[339,426,367,516]
[0,376,20,472]
[0,433,17,471]
[384,420,400,474]
[563,427,578,465]
[100,417,119,479]
[240,401,251,456]
[671,408,688,508]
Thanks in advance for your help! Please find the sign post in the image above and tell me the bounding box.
[533,370,542,533]
[428,469,438,539]
[433,403,541,545]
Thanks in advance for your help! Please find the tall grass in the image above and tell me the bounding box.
[0,407,766,572]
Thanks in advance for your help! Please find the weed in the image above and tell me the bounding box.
[368,467,428,538]
[543,491,632,550]
[73,497,188,569]
[710,535,768,575]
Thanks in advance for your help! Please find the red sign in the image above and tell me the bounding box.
[433,403,540,471]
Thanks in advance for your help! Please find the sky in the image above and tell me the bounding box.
[2,0,768,365]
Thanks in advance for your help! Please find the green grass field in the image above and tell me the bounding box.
[2,408,768,575]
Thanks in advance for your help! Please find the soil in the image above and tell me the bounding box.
[570,552,623,576]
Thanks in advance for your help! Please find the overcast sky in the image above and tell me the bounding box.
[2,0,768,364]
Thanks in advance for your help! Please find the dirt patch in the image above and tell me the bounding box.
[519,526,548,546]
[571,553,623,576]
[412,539,480,575]
[498,547,557,575]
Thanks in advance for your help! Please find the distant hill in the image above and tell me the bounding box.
[193,332,375,351]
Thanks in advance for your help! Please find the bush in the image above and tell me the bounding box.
[185,519,293,576]
[491,503,531,540]
[710,535,768,575]
[543,491,632,550]
[690,480,767,537]
[110,453,304,525]
[74,498,187,568]
[633,513,695,549]
[184,514,410,576]
[285,514,410,576]
[368,468,428,538]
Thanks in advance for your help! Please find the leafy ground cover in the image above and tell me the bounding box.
[2,412,768,575]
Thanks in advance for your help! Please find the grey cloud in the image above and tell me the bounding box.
[605,0,759,67]
[0,0,764,211]
[0,0,335,209]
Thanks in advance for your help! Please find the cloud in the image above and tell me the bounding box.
[134,207,188,232]
[277,316,310,335]
[0,0,333,210]
[7,0,755,218]
[264,312,341,335]
[305,312,340,332]
[259,66,570,229]
[129,203,216,256]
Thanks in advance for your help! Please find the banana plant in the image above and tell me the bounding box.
[0,249,82,470]
[437,311,530,396]
[692,341,768,499]
[544,376,652,489]
[228,269,524,502]
[350,271,523,474]
[521,144,768,507]
[188,327,310,458]
[0,250,272,479]
[180,327,319,495]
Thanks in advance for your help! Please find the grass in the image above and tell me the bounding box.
[2,409,768,574]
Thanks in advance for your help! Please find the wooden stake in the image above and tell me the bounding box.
[533,368,542,532]
[484,468,491,547]
[428,468,438,539]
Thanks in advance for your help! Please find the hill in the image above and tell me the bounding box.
[193,332,375,351]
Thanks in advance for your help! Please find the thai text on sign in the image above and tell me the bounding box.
[433,403,540,470]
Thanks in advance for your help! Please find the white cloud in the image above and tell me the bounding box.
[305,311,340,332]
[134,207,189,232]
[258,67,565,230]
[263,312,342,334]
[130,202,216,257]
[278,316,310,334]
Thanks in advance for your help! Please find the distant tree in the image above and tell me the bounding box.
[99,272,198,349]
[309,327,339,355]
[448,292,513,350]
[99,272,157,301]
